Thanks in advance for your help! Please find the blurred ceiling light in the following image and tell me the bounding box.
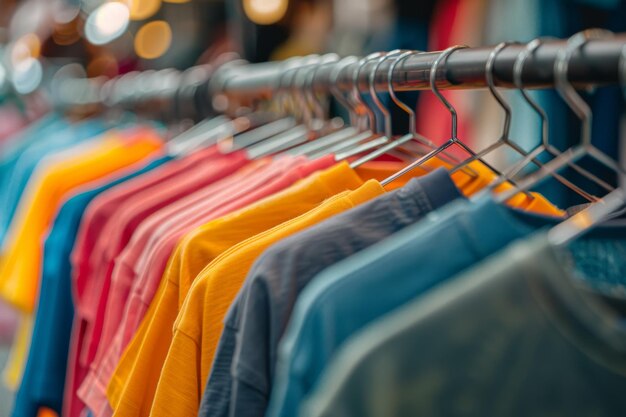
[53,22,82,46]
[11,57,43,94]
[10,33,41,68]
[0,64,7,92]
[134,20,172,59]
[243,0,289,25]
[128,0,162,21]
[8,0,48,41]
[85,2,130,45]
[53,5,81,24]
[87,53,119,77]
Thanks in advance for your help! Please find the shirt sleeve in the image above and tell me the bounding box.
[149,329,202,417]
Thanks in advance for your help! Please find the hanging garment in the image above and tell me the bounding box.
[11,129,167,417]
[299,231,626,417]
[105,160,384,417]
[265,193,565,417]
[202,168,464,417]
[80,156,334,417]
[147,179,389,417]
[64,148,250,417]
[0,116,104,248]
[0,130,162,389]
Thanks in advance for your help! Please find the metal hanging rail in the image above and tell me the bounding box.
[216,36,626,101]
[51,34,626,111]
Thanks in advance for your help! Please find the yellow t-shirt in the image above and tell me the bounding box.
[0,132,162,312]
[147,180,385,417]
[0,131,162,388]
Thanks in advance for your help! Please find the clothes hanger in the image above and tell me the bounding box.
[283,56,361,157]
[165,60,255,156]
[246,55,329,159]
[496,29,625,204]
[483,39,609,202]
[548,40,626,245]
[333,50,405,160]
[348,49,474,172]
[308,53,387,160]
[218,57,307,153]
[381,45,507,187]
[447,41,594,202]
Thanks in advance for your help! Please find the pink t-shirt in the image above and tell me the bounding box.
[77,156,335,417]
[71,145,219,309]
[64,148,247,417]
[78,152,250,368]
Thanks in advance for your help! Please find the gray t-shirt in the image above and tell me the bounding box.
[199,168,464,417]
[301,232,626,417]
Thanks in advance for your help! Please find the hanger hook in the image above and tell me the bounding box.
[289,55,321,123]
[353,52,385,133]
[369,49,404,138]
[486,41,518,142]
[387,50,423,138]
[554,29,613,147]
[330,56,359,126]
[430,45,468,141]
[513,37,554,148]
[275,57,305,116]
[305,53,339,122]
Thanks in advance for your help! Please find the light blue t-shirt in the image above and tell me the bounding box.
[0,118,109,246]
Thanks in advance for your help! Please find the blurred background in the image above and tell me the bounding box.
[0,0,626,412]
[1,0,626,151]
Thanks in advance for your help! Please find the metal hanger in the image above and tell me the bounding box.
[497,29,624,204]
[164,61,245,157]
[381,45,506,187]
[167,59,278,156]
[284,56,361,156]
[334,50,406,160]
[218,57,307,154]
[549,40,626,246]
[349,49,475,172]
[486,39,608,201]
[449,41,593,201]
[246,55,328,159]
[308,53,386,159]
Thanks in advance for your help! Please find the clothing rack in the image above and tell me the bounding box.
[53,35,626,111]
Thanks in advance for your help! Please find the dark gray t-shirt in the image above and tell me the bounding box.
[301,232,626,417]
[199,168,464,417]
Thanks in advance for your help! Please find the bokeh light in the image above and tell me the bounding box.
[10,33,41,67]
[52,17,81,46]
[128,0,162,21]
[87,53,119,77]
[85,2,130,45]
[11,57,43,95]
[243,0,289,25]
[134,20,172,59]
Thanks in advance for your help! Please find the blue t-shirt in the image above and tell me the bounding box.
[0,118,109,247]
[0,114,67,213]
[266,195,557,417]
[201,169,464,417]
[300,232,626,417]
[11,155,171,417]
